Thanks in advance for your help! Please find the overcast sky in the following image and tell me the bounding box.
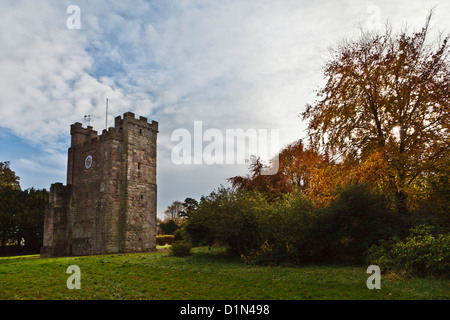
[0,0,448,218]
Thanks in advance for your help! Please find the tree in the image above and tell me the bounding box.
[185,186,267,255]
[0,162,21,253]
[159,219,179,235]
[228,155,292,200]
[302,12,449,214]
[0,162,48,254]
[179,197,199,219]
[305,184,403,263]
[164,200,186,225]
[228,140,331,204]
[17,188,48,252]
[276,140,324,192]
[0,186,21,253]
[0,161,20,189]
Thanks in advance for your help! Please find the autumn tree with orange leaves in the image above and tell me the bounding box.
[302,12,449,214]
[184,12,449,267]
[228,140,326,201]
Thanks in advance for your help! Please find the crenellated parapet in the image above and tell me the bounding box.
[114,111,159,132]
[69,112,159,148]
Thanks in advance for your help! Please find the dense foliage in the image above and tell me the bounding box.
[301,13,449,215]
[168,227,193,257]
[0,162,48,254]
[156,235,174,245]
[181,14,449,277]
[184,180,448,276]
[367,225,450,277]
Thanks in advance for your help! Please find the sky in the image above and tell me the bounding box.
[0,0,448,218]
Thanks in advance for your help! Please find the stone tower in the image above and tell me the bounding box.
[40,112,158,257]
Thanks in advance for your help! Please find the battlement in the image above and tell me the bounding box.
[70,111,158,147]
[70,123,98,146]
[114,111,159,132]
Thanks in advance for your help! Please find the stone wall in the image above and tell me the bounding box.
[40,183,72,257]
[119,113,158,253]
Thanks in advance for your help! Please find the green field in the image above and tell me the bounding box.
[0,247,448,300]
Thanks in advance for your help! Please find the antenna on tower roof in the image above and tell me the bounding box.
[105,98,109,130]
[84,114,92,126]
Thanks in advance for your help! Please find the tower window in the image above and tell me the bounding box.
[137,163,141,178]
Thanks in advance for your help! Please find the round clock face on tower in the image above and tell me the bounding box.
[84,155,93,169]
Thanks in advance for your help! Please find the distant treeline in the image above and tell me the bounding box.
[0,161,48,255]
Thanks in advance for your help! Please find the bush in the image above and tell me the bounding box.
[304,184,403,263]
[184,186,267,255]
[169,240,193,257]
[168,227,193,257]
[367,225,450,277]
[184,184,414,266]
[174,227,190,242]
[410,172,450,232]
[159,219,179,235]
[187,186,316,265]
[241,240,275,265]
[244,191,316,265]
[156,235,174,245]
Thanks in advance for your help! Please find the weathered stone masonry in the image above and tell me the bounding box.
[41,112,158,257]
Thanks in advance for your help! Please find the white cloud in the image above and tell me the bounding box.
[0,1,134,150]
[0,0,448,215]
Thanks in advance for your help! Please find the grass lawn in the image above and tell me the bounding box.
[0,246,448,300]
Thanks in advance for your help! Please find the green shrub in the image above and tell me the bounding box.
[183,184,416,266]
[174,227,190,242]
[247,191,316,265]
[169,240,193,257]
[366,238,399,272]
[241,240,275,265]
[394,225,450,276]
[367,225,450,277]
[304,184,403,263]
[184,186,267,255]
[159,219,179,235]
[169,227,193,257]
[156,235,174,245]
[411,172,450,232]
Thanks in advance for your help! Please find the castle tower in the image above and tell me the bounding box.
[41,112,158,257]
